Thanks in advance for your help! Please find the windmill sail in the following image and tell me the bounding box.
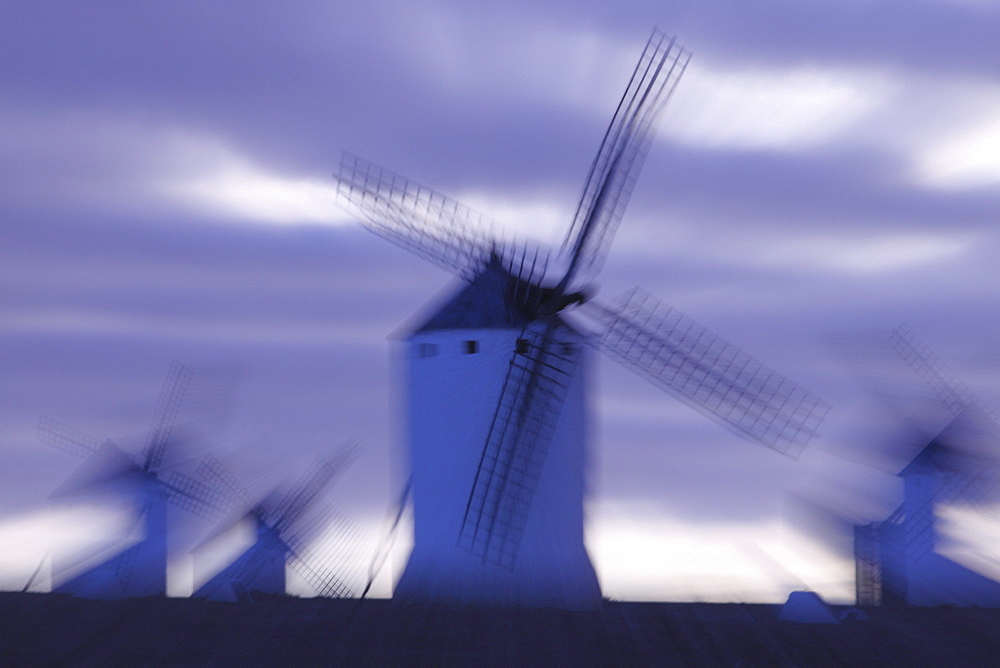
[142,360,192,472]
[592,289,828,458]
[561,30,690,287]
[459,321,579,567]
[336,153,509,278]
[37,416,102,458]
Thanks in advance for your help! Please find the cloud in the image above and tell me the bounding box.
[665,62,891,151]
[763,232,976,274]
[588,500,854,602]
[916,111,1000,189]
[154,131,352,226]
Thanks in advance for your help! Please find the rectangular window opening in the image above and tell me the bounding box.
[464,340,479,354]
[516,339,530,354]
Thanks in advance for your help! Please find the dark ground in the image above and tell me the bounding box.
[2,592,999,666]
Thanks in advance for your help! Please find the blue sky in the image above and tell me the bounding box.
[2,0,999,601]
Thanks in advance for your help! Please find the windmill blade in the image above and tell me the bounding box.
[286,497,348,548]
[142,361,193,472]
[335,152,517,278]
[285,506,365,598]
[189,470,280,555]
[269,443,362,534]
[559,30,690,289]
[194,455,258,516]
[459,320,579,568]
[37,416,102,458]
[887,325,996,422]
[939,467,1000,506]
[110,540,141,589]
[590,288,828,457]
[287,541,355,599]
[163,469,232,520]
[827,327,996,439]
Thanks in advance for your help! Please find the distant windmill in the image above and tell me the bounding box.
[39,361,217,598]
[335,30,828,608]
[848,327,1000,607]
[187,446,363,602]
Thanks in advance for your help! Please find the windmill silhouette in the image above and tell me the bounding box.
[39,361,218,598]
[847,327,1000,607]
[335,30,828,607]
[188,446,363,602]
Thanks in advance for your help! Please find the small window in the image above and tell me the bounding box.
[516,339,530,354]
[464,340,479,354]
[418,343,438,358]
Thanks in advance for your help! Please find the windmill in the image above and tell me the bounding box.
[335,30,828,608]
[844,327,1000,607]
[188,446,363,602]
[38,361,218,598]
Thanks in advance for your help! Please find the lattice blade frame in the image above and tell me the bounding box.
[459,320,580,568]
[336,153,528,279]
[164,470,231,520]
[561,30,691,288]
[270,443,361,533]
[110,545,140,589]
[887,325,995,421]
[285,507,364,598]
[142,361,193,472]
[194,455,258,516]
[37,416,102,458]
[591,289,828,457]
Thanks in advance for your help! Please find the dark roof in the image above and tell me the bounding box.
[897,410,984,477]
[405,254,556,335]
[899,440,951,477]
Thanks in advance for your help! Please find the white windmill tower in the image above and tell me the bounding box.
[188,447,362,602]
[849,327,1000,607]
[39,361,217,598]
[335,30,828,608]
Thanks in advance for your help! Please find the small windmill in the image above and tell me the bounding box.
[335,30,828,607]
[39,361,218,598]
[846,327,1000,607]
[188,446,363,602]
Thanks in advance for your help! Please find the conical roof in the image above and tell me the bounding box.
[897,409,987,477]
[899,440,950,477]
[405,254,549,335]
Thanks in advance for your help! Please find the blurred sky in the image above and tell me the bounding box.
[2,0,999,602]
